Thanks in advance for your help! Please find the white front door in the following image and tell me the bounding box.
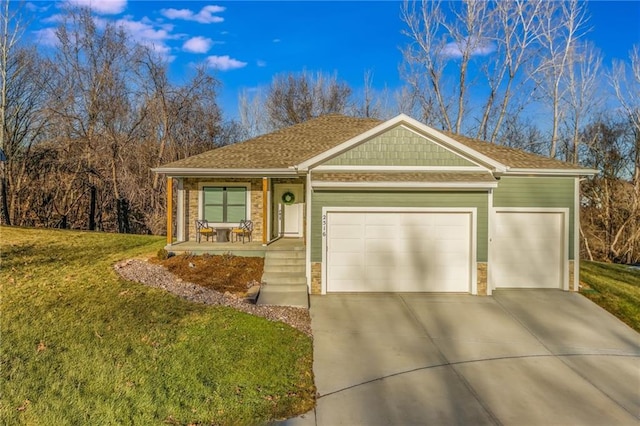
[274,184,304,237]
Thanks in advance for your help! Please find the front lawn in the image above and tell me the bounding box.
[0,227,315,425]
[580,260,640,332]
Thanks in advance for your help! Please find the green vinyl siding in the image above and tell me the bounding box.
[323,126,476,167]
[493,176,576,258]
[310,191,488,262]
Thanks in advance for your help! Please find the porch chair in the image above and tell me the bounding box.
[195,220,215,243]
[231,219,253,243]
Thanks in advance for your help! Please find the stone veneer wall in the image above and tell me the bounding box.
[311,262,322,294]
[183,178,265,242]
[477,262,487,296]
[568,260,575,291]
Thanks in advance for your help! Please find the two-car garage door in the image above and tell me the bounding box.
[326,210,473,293]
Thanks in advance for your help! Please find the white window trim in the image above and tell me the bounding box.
[198,181,251,227]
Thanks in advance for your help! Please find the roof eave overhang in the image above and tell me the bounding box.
[502,168,600,177]
[311,181,498,190]
[151,167,300,177]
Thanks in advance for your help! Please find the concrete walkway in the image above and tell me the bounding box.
[280,290,640,425]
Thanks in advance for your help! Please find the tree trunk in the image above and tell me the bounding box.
[88,185,96,230]
[0,174,10,226]
[117,197,131,234]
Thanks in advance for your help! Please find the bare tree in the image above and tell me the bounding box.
[479,0,550,142]
[401,0,554,141]
[532,0,589,158]
[351,70,382,119]
[610,45,640,185]
[265,70,352,128]
[580,116,639,263]
[239,88,270,137]
[2,47,49,226]
[560,42,603,164]
[0,0,30,225]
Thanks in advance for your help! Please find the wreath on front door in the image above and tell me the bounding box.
[281,191,296,205]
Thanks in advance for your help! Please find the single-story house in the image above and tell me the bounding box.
[153,114,597,296]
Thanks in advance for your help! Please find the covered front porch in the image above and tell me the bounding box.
[164,176,307,255]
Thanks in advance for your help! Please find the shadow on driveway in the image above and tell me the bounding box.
[282,290,639,425]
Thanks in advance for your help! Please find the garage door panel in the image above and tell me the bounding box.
[365,225,396,239]
[327,211,472,293]
[330,224,362,238]
[492,211,564,289]
[329,239,363,253]
[328,265,363,280]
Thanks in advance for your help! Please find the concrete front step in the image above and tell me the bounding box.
[265,250,306,259]
[263,264,306,274]
[257,285,308,308]
[266,241,305,251]
[262,272,306,285]
[261,282,308,292]
[264,256,306,266]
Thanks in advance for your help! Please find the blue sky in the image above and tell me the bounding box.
[23,1,640,120]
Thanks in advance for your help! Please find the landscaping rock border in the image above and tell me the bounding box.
[114,259,312,337]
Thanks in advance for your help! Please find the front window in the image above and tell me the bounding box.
[203,186,247,223]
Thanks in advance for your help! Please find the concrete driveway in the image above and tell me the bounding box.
[284,290,640,425]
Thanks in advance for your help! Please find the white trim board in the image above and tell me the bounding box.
[311,181,498,190]
[312,165,487,172]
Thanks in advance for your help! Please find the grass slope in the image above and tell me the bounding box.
[580,260,640,332]
[0,227,314,425]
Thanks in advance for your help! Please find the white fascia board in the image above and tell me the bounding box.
[297,113,507,172]
[504,168,600,177]
[312,165,486,172]
[151,167,298,177]
[311,181,498,190]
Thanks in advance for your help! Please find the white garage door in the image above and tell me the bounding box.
[491,211,566,289]
[326,211,472,292]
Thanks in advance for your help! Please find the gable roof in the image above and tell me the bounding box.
[154,113,597,176]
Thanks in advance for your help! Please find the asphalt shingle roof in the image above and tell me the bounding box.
[156,114,588,172]
[440,131,581,170]
[158,114,382,170]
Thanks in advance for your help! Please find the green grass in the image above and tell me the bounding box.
[580,260,640,332]
[0,227,315,425]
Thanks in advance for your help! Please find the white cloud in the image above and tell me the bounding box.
[42,13,65,24]
[26,2,50,12]
[183,36,213,53]
[272,38,281,43]
[257,59,267,67]
[441,37,496,59]
[206,55,247,71]
[65,0,127,15]
[32,27,59,47]
[161,5,225,24]
[116,17,174,43]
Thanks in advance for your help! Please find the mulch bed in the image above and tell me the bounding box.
[115,255,312,336]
